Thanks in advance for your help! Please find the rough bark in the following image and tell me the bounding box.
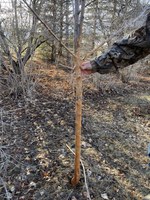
[65,0,70,64]
[58,0,64,57]
[91,0,98,55]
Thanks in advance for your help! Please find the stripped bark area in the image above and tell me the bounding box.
[71,52,82,186]
[71,0,85,187]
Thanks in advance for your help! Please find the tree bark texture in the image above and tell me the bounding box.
[51,0,57,63]
[58,0,64,57]
[65,0,70,64]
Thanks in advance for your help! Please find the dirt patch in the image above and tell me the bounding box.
[0,65,150,200]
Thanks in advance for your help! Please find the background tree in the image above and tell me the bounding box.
[0,0,46,74]
[0,0,149,95]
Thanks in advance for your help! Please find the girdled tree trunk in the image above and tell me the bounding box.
[71,0,85,187]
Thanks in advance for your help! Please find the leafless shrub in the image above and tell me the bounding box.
[0,177,12,200]
[0,120,12,199]
[0,144,13,200]
[0,62,38,103]
[0,109,19,200]
[9,74,34,99]
[0,146,11,176]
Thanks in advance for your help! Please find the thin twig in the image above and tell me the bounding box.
[66,144,92,200]
[83,30,121,60]
[83,8,150,60]
[0,177,11,200]
[0,109,4,133]
[58,63,73,70]
[66,189,74,200]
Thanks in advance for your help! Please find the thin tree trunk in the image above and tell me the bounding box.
[65,0,70,64]
[71,0,85,187]
[91,0,98,56]
[58,0,63,58]
[51,0,57,63]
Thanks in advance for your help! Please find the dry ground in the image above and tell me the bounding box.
[0,63,150,200]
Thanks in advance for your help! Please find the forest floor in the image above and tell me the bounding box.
[0,62,150,200]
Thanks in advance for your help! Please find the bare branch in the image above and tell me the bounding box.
[22,0,77,59]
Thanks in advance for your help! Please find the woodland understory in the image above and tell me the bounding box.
[0,0,150,199]
[0,61,150,200]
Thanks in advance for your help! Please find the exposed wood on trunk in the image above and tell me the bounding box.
[71,0,85,187]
